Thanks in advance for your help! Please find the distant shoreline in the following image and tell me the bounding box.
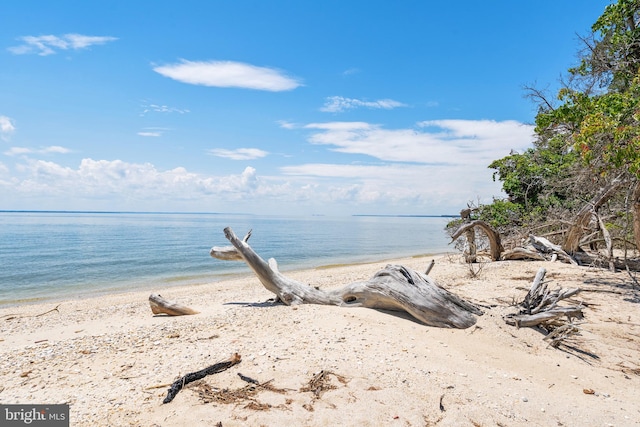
[352,214,459,218]
[0,210,460,218]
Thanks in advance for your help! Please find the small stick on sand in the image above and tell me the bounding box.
[163,353,241,404]
[35,304,61,317]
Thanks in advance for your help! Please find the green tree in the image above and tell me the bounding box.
[488,0,640,253]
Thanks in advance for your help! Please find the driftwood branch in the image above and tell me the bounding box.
[425,259,435,275]
[163,353,241,403]
[633,181,640,251]
[504,268,584,333]
[572,251,640,271]
[210,227,483,329]
[506,234,640,272]
[562,179,625,254]
[149,294,199,316]
[209,230,252,261]
[529,235,577,265]
[543,323,581,348]
[596,213,616,272]
[450,220,503,261]
[501,247,546,261]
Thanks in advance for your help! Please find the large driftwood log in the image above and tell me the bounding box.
[210,227,483,329]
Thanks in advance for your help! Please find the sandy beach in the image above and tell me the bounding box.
[1,254,639,426]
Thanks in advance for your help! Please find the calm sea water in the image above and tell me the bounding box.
[0,212,454,306]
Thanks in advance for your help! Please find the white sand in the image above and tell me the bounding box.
[1,254,639,426]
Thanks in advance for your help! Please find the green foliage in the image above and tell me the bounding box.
[477,0,640,236]
[488,140,579,220]
[474,200,525,228]
[573,75,640,176]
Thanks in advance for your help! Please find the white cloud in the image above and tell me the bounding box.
[277,120,296,129]
[43,146,70,154]
[0,119,535,214]
[342,68,360,76]
[8,34,117,56]
[4,159,274,204]
[4,147,30,156]
[277,159,503,209]
[137,127,172,137]
[208,148,269,160]
[321,96,407,113]
[303,119,534,165]
[276,119,536,210]
[140,102,189,116]
[4,146,71,156]
[0,116,16,140]
[64,34,116,49]
[153,60,302,91]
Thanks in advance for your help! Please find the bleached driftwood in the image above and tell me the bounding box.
[529,235,577,265]
[210,227,483,329]
[450,220,504,261]
[504,267,583,330]
[562,179,625,254]
[209,230,252,261]
[501,247,547,261]
[149,294,199,316]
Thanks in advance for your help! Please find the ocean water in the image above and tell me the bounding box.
[0,212,455,306]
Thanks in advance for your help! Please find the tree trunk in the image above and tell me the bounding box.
[450,220,504,261]
[562,179,625,254]
[633,181,640,252]
[210,227,483,329]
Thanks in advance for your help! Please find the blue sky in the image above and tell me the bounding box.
[0,1,612,215]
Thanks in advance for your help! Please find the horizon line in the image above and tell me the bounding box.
[0,209,459,218]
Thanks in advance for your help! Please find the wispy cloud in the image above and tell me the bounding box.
[277,120,296,129]
[6,159,267,204]
[140,102,189,116]
[8,34,117,56]
[153,60,302,91]
[342,68,360,76]
[208,148,269,160]
[276,119,536,210]
[320,96,407,113]
[137,127,171,137]
[0,116,16,140]
[303,119,534,165]
[4,146,71,156]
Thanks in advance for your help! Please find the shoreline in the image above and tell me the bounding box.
[1,254,639,426]
[0,251,450,309]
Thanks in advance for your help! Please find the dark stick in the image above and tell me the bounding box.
[163,353,241,404]
[237,373,260,385]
